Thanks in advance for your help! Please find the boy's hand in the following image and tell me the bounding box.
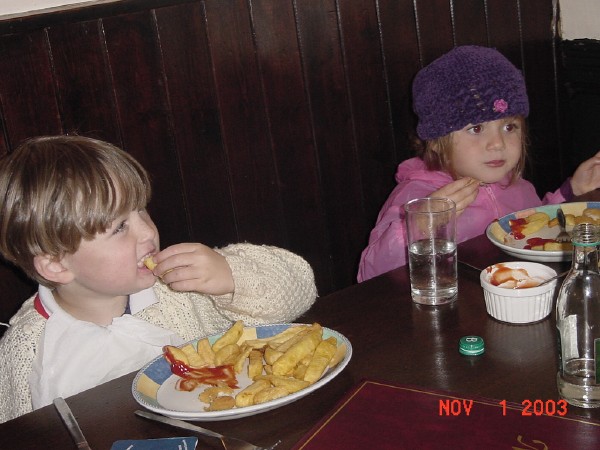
[429,177,480,216]
[570,151,600,196]
[152,243,234,295]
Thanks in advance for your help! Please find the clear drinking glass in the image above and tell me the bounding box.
[405,197,457,305]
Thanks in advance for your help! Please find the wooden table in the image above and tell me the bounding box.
[0,234,597,449]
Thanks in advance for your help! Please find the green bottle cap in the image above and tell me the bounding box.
[459,336,485,356]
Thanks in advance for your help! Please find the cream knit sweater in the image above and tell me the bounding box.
[0,243,316,423]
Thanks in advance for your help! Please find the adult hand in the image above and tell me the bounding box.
[429,177,480,216]
[152,243,234,295]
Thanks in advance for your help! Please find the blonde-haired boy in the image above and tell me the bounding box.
[0,135,316,423]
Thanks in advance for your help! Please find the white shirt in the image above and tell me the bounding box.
[29,286,183,409]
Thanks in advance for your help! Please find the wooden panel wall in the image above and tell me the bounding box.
[0,0,561,325]
[559,38,600,176]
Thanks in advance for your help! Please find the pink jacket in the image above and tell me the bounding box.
[357,158,567,282]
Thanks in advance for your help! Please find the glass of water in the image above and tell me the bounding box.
[405,197,457,305]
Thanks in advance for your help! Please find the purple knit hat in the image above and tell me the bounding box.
[413,45,529,140]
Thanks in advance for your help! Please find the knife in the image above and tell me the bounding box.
[53,397,93,450]
[134,410,222,439]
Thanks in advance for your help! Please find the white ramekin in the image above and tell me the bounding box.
[480,262,558,324]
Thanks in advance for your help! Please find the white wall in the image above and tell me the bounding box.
[560,0,600,40]
[0,1,98,17]
[0,0,599,41]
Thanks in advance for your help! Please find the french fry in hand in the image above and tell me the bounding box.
[143,256,157,270]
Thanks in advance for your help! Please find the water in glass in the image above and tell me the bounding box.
[408,238,457,305]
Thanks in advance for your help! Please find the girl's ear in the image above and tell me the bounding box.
[33,254,74,285]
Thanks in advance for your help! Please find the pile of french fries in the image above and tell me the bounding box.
[163,321,346,412]
[489,207,600,251]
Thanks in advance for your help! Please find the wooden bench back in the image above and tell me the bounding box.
[0,0,562,330]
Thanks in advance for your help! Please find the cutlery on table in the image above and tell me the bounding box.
[53,397,93,450]
[537,269,569,286]
[555,208,571,243]
[135,410,279,450]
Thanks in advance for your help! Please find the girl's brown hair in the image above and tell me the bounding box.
[413,117,529,183]
[0,135,151,286]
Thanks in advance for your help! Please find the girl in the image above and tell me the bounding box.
[358,45,600,282]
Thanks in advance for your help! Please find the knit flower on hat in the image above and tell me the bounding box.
[493,99,508,113]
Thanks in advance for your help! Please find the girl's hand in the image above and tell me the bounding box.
[570,151,600,196]
[152,243,234,295]
[429,177,480,216]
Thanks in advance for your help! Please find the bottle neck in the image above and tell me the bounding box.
[572,244,600,272]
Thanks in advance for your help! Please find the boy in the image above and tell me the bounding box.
[0,135,316,422]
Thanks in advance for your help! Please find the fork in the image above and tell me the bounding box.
[555,208,571,243]
[135,410,279,450]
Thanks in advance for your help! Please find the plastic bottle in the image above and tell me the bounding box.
[556,222,600,408]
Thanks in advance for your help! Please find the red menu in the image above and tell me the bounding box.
[292,380,600,449]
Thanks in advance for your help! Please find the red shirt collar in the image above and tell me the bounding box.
[34,294,49,319]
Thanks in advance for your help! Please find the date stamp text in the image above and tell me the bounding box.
[438,399,568,416]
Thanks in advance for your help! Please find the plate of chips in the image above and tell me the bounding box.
[486,202,600,262]
[132,322,352,421]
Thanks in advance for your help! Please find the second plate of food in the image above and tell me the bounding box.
[132,322,352,421]
[486,202,600,262]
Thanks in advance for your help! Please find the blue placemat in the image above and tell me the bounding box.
[111,436,198,449]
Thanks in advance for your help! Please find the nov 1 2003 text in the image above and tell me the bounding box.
[438,399,568,416]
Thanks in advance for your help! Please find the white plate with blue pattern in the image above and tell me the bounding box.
[486,202,600,262]
[132,323,352,421]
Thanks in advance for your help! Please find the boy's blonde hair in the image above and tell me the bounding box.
[413,116,529,184]
[0,135,151,287]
